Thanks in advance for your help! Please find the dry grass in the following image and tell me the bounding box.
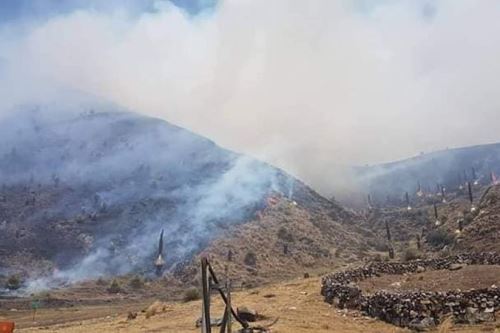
[9,277,406,333]
[437,316,453,333]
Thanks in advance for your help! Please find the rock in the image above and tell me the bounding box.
[237,306,258,322]
[195,317,224,327]
[127,312,137,320]
[416,266,426,273]
[448,264,464,271]
[321,252,500,329]
[408,317,435,331]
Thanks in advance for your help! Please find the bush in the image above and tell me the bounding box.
[129,276,144,290]
[244,251,257,267]
[107,279,122,294]
[183,287,201,302]
[427,229,454,247]
[403,248,422,261]
[5,275,21,290]
[277,227,294,242]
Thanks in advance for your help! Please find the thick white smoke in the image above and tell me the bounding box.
[2,0,500,196]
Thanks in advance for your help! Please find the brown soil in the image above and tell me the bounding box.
[359,265,500,294]
[3,276,499,333]
[1,276,408,333]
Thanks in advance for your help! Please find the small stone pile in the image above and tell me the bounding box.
[321,252,500,329]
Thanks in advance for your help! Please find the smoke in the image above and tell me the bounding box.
[2,0,500,195]
[0,105,291,291]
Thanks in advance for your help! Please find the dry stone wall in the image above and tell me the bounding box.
[321,252,499,330]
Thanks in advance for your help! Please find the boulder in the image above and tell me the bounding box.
[237,306,258,322]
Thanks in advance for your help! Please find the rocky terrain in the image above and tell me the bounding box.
[321,253,500,330]
[0,106,366,294]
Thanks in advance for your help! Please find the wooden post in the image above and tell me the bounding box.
[433,203,438,220]
[467,181,473,203]
[416,234,421,250]
[226,279,232,333]
[201,258,211,333]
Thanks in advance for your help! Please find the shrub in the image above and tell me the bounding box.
[183,287,201,302]
[403,248,422,261]
[244,251,257,267]
[107,279,122,294]
[129,276,144,290]
[427,229,454,247]
[463,213,474,226]
[5,275,21,290]
[277,227,294,242]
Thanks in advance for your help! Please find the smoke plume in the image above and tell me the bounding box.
[2,0,500,196]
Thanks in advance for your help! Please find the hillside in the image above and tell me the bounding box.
[355,143,500,203]
[0,106,356,291]
[456,184,500,253]
[173,194,373,288]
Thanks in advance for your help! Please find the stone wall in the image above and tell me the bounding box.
[321,252,499,330]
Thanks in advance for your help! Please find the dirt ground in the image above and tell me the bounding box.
[359,265,500,294]
[2,276,500,333]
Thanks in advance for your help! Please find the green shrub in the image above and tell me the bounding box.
[183,287,201,302]
[427,229,454,247]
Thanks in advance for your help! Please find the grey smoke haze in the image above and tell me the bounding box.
[0,106,290,290]
[2,0,500,196]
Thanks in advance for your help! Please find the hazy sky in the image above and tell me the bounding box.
[1,0,500,194]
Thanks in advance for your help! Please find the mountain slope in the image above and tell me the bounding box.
[355,143,500,202]
[0,105,353,288]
